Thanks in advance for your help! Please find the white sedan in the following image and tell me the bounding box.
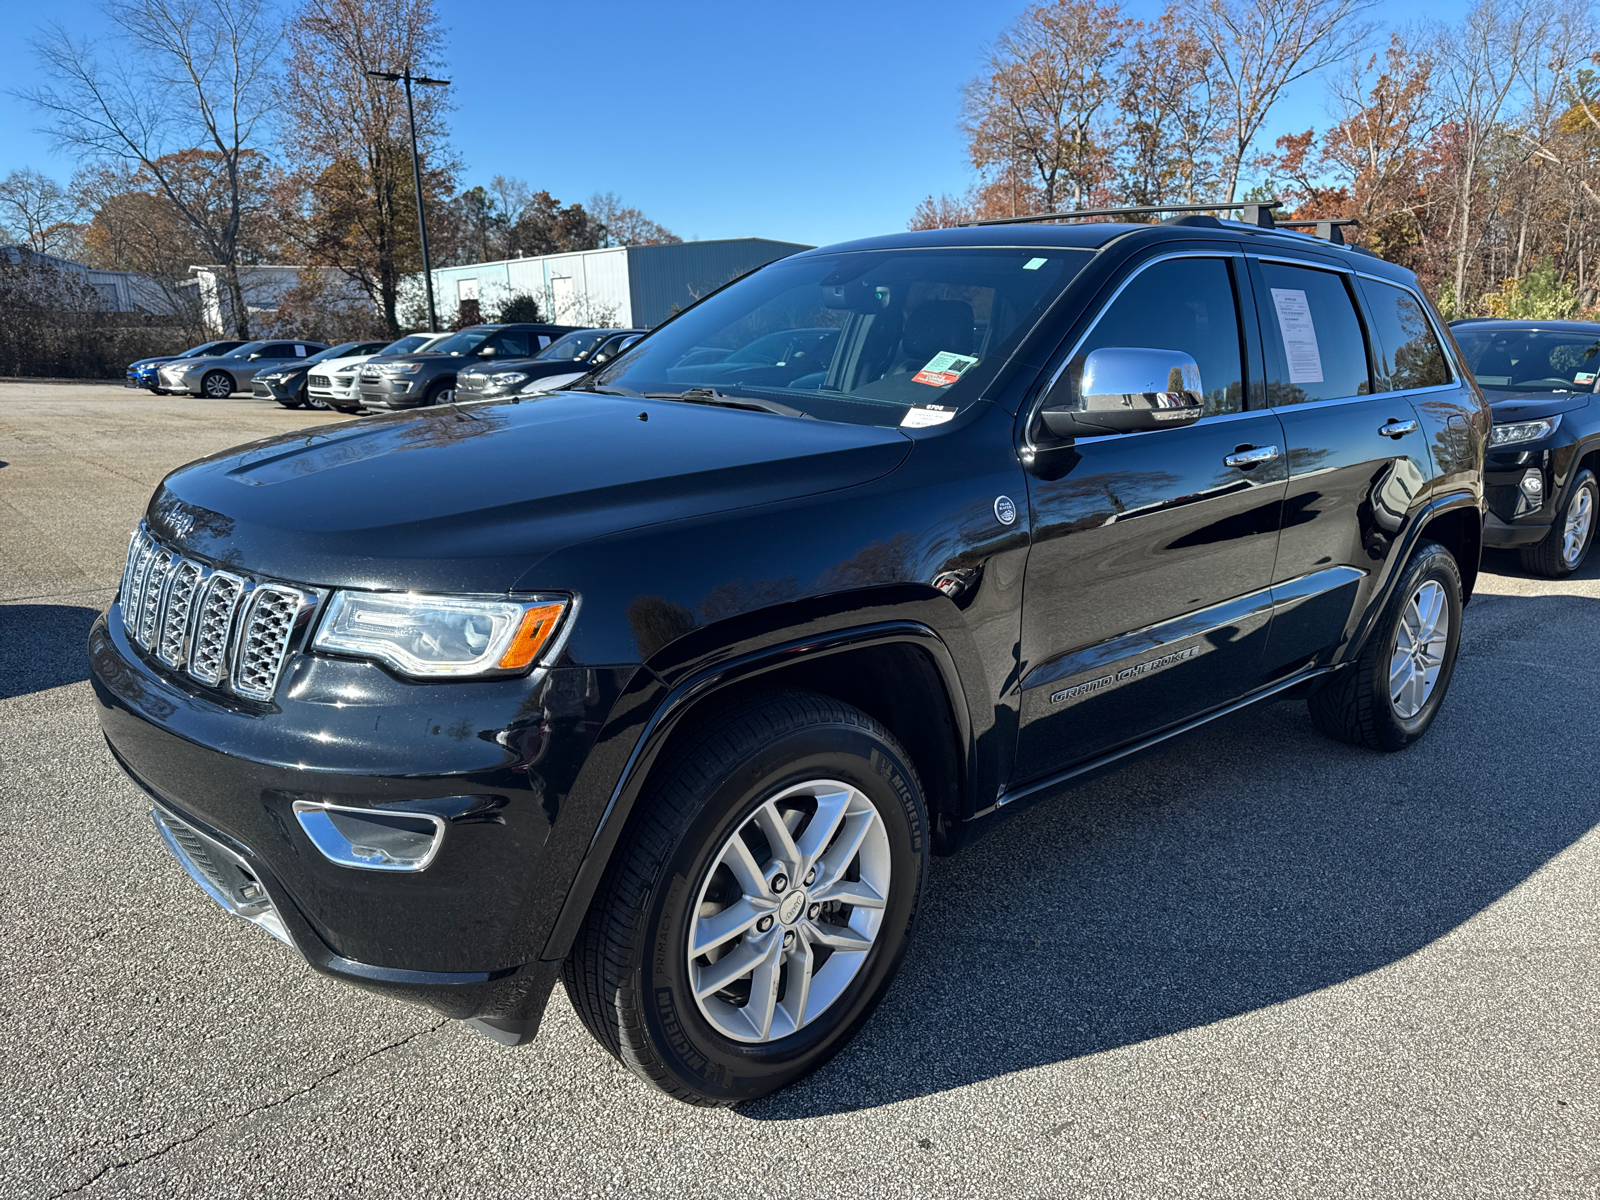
[307,332,450,411]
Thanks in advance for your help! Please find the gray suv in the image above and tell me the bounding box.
[358,324,574,410]
[157,340,328,398]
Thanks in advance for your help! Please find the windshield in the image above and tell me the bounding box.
[1453,326,1600,393]
[305,343,362,365]
[379,333,433,355]
[587,248,1092,426]
[181,341,231,359]
[537,330,610,361]
[222,342,268,359]
[423,329,491,356]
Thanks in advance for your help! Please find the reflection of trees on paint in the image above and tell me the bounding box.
[1034,469,1180,536]
[151,493,235,543]
[625,595,698,659]
[814,533,914,591]
[699,576,800,623]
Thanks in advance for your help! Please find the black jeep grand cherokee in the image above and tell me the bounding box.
[90,212,1487,1106]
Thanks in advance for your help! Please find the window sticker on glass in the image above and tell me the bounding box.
[1576,372,1597,385]
[295,345,307,356]
[1024,257,1048,270]
[900,403,959,428]
[913,351,980,387]
[1269,289,1323,384]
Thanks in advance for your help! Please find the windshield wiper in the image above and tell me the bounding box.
[572,382,644,397]
[642,387,807,417]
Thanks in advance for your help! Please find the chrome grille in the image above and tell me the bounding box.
[157,559,204,666]
[189,574,246,685]
[136,548,174,648]
[233,587,301,700]
[116,526,312,700]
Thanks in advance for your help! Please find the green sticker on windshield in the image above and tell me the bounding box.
[913,352,979,387]
[1024,257,1048,270]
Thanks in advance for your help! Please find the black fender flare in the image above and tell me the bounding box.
[539,619,971,961]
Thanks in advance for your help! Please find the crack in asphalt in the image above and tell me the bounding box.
[46,1019,449,1197]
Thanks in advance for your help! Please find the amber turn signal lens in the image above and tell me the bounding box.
[496,602,567,670]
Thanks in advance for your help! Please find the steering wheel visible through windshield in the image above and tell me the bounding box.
[1453,327,1600,393]
[585,247,1092,427]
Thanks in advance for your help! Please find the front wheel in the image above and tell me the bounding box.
[1520,469,1596,578]
[1308,540,1463,752]
[200,370,233,399]
[563,691,928,1106]
[423,381,454,406]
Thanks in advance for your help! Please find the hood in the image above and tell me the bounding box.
[1488,390,1595,421]
[316,354,377,372]
[161,354,240,373]
[146,393,912,593]
[363,352,462,367]
[132,355,178,369]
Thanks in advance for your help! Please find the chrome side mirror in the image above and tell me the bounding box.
[1039,347,1205,437]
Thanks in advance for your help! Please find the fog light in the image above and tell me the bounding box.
[292,801,445,871]
[1516,468,1545,517]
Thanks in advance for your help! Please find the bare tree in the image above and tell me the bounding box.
[1118,6,1228,204]
[964,0,1135,212]
[22,0,282,336]
[588,191,682,246]
[0,169,83,256]
[1184,0,1378,202]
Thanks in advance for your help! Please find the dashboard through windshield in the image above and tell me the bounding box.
[588,247,1092,427]
[1453,326,1600,393]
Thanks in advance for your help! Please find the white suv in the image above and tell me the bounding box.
[307,332,449,411]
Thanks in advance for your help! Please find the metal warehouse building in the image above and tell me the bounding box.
[420,237,811,329]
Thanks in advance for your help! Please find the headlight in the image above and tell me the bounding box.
[490,372,529,387]
[1491,416,1558,446]
[380,362,424,374]
[312,591,571,678]
[257,372,287,384]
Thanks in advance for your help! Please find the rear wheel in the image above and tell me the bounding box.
[200,371,233,399]
[1520,469,1596,578]
[562,690,927,1106]
[1308,540,1463,751]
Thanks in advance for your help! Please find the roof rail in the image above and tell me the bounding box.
[960,200,1282,230]
[1276,217,1359,246]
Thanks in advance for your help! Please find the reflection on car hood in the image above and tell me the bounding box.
[1488,390,1595,421]
[146,393,912,593]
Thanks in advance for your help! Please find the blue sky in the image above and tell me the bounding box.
[2,0,1440,249]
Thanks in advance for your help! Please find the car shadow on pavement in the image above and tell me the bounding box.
[0,605,101,700]
[744,591,1600,1119]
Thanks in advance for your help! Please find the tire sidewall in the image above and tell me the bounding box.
[1373,545,1463,748]
[635,723,926,1103]
[1560,471,1597,571]
[202,371,232,398]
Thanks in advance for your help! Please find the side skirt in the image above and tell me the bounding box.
[980,664,1333,819]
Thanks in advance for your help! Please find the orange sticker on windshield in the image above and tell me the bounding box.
[913,351,979,387]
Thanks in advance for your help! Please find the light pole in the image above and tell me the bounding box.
[366,68,450,332]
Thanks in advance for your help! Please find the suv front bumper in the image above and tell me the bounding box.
[89,607,635,1026]
[359,374,427,409]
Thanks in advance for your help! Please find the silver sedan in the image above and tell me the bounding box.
[158,340,327,398]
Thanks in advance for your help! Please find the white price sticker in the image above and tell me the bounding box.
[900,404,958,428]
[1270,288,1324,384]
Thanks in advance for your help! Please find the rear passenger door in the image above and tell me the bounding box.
[1249,257,1434,677]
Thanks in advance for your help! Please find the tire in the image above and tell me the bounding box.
[1308,540,1463,752]
[200,370,233,399]
[278,394,305,409]
[305,387,329,411]
[332,404,362,414]
[1520,469,1596,578]
[423,381,454,406]
[562,690,928,1106]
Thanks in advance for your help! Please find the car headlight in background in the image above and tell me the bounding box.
[256,372,289,384]
[1491,416,1558,446]
[312,592,572,678]
[490,373,529,388]
[379,362,424,374]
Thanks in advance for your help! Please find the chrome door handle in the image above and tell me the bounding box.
[1379,419,1419,438]
[1224,445,1281,469]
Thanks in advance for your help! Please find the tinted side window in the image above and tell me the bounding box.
[1258,263,1371,405]
[260,343,295,358]
[1077,256,1245,415]
[497,331,531,357]
[1357,279,1450,390]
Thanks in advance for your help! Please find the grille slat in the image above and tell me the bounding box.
[117,525,311,701]
[233,587,301,700]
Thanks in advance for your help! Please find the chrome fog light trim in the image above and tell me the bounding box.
[292,801,447,872]
[150,806,294,947]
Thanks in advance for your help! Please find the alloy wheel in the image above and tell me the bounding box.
[1389,580,1449,719]
[202,372,231,398]
[687,779,890,1044]
[1563,486,1594,568]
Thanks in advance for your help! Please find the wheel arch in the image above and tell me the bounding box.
[201,369,236,395]
[540,620,973,962]
[1416,504,1481,601]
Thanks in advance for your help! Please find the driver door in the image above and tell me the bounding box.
[1015,251,1288,782]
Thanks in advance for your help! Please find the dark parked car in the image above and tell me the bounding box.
[92,208,1487,1108]
[252,341,392,409]
[126,341,247,392]
[158,340,329,398]
[455,328,647,401]
[1449,318,1600,576]
[358,323,576,409]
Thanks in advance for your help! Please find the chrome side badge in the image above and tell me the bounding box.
[994,495,1017,526]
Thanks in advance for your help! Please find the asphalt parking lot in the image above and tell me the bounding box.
[2,380,1597,1199]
